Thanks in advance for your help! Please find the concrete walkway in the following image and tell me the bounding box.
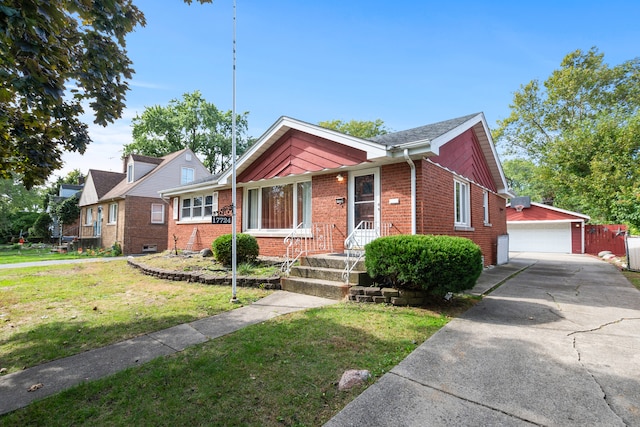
[0,291,337,415]
[326,253,640,426]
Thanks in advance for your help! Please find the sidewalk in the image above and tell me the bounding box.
[0,291,337,415]
[326,253,640,426]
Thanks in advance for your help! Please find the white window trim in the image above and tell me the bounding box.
[243,179,312,235]
[108,203,118,224]
[127,163,134,183]
[483,190,491,226]
[151,203,165,224]
[177,192,218,223]
[172,197,179,220]
[181,167,195,185]
[454,179,472,230]
[85,207,93,225]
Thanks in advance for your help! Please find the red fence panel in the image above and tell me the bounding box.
[585,224,627,256]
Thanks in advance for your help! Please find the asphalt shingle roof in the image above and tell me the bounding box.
[370,113,480,146]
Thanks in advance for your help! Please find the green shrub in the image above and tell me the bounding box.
[364,234,483,297]
[212,233,259,266]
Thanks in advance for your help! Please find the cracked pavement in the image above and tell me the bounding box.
[327,253,640,426]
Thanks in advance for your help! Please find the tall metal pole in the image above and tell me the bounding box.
[230,0,238,303]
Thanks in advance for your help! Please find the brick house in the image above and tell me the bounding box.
[78,148,210,255]
[160,113,512,266]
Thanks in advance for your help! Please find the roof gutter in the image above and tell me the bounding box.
[404,149,416,235]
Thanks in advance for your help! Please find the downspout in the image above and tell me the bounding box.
[404,149,416,235]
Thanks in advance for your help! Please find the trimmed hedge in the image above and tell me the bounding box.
[212,233,259,266]
[364,234,483,297]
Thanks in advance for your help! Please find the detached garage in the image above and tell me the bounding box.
[507,198,590,254]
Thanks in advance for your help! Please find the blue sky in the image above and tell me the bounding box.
[57,0,640,179]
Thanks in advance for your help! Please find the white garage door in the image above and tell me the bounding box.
[508,222,572,253]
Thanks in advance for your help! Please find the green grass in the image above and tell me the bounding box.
[0,260,271,373]
[0,257,477,425]
[623,270,640,290]
[0,302,472,426]
[0,245,96,264]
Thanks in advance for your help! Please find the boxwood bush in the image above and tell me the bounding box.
[364,234,483,297]
[212,233,259,266]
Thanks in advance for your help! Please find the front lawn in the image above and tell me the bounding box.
[0,256,477,425]
[0,244,99,264]
[0,260,271,373]
[0,301,474,426]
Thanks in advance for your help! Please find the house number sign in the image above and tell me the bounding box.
[212,204,233,224]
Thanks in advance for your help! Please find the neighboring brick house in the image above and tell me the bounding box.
[78,148,210,255]
[160,113,512,266]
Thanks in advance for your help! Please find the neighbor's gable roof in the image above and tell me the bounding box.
[101,149,188,200]
[507,202,591,223]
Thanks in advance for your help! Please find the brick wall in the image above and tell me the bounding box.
[123,196,168,254]
[419,160,507,266]
[380,163,412,235]
[165,163,508,264]
[167,189,242,253]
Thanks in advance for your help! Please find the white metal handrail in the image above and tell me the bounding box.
[342,221,391,283]
[281,223,334,274]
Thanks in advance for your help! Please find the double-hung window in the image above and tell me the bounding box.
[454,179,470,227]
[181,167,194,185]
[246,181,311,231]
[108,203,118,224]
[86,207,93,225]
[483,190,491,226]
[180,192,218,221]
[151,204,165,224]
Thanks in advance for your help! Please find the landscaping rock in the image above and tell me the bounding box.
[200,248,213,257]
[338,369,371,391]
[598,250,613,258]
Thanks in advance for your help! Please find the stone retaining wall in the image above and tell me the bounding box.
[348,286,430,306]
[127,259,281,289]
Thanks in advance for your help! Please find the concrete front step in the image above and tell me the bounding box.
[280,276,351,300]
[289,265,372,286]
[301,254,366,271]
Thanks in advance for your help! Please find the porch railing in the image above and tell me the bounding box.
[342,221,391,283]
[281,223,334,274]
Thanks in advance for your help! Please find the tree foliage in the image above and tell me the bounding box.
[495,47,640,160]
[0,175,43,241]
[1,1,214,189]
[123,91,251,174]
[0,0,146,189]
[318,119,389,139]
[494,48,640,228]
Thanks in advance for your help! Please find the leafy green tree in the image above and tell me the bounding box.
[318,119,390,138]
[0,175,43,242]
[123,91,251,174]
[0,1,146,189]
[29,212,52,241]
[501,158,551,202]
[494,47,640,227]
[1,1,212,189]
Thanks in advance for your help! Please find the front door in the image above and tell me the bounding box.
[348,168,380,248]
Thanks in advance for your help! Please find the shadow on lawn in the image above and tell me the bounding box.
[0,313,203,373]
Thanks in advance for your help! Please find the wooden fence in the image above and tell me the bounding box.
[584,224,627,256]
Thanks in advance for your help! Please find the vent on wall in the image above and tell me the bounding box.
[142,244,158,253]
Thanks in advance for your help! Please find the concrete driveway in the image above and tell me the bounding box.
[326,253,640,426]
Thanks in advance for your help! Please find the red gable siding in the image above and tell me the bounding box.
[429,129,496,192]
[507,204,584,221]
[238,129,367,182]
